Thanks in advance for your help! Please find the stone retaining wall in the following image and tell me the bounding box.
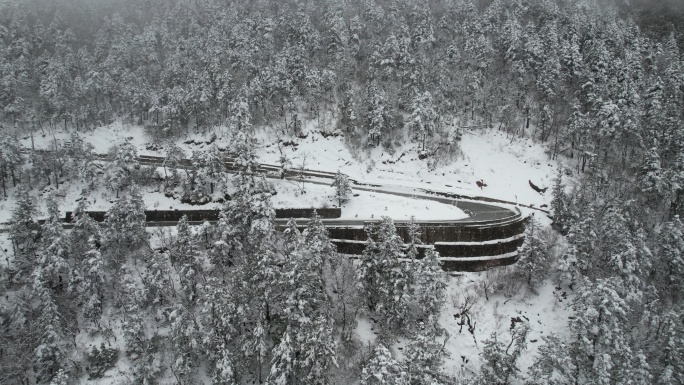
[63,208,526,272]
[65,208,342,223]
[326,217,526,243]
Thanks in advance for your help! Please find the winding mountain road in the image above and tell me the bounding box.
[132,153,528,271]
[2,153,528,271]
[132,153,524,225]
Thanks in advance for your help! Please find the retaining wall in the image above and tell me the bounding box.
[332,240,521,272]
[326,217,526,244]
[65,208,342,223]
[331,240,523,259]
[440,254,519,272]
[63,208,525,272]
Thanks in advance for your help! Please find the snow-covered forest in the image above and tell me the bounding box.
[1,0,684,384]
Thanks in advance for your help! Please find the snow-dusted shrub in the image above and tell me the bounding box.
[86,343,119,379]
[476,321,529,385]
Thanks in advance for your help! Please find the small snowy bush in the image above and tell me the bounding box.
[87,343,119,379]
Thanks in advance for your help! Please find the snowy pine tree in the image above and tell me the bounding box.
[201,277,239,383]
[331,170,352,206]
[268,327,296,385]
[303,210,337,268]
[172,215,205,301]
[36,196,71,292]
[9,186,39,269]
[270,214,338,384]
[514,216,549,289]
[360,344,409,385]
[103,187,147,254]
[32,282,68,383]
[415,248,447,324]
[404,323,447,384]
[282,218,303,256]
[656,217,684,302]
[104,142,139,197]
[163,143,186,187]
[639,143,666,196]
[652,310,684,384]
[69,197,101,258]
[526,333,575,385]
[550,168,572,234]
[169,302,202,382]
[570,278,639,385]
[78,236,106,320]
[358,216,413,332]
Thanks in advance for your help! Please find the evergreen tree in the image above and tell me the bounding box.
[595,208,651,300]
[360,344,409,385]
[163,143,186,187]
[49,369,69,385]
[514,216,549,289]
[270,212,338,384]
[9,186,39,267]
[218,133,279,380]
[656,217,684,302]
[410,90,438,151]
[139,249,172,309]
[559,202,597,283]
[103,187,147,253]
[550,168,571,234]
[652,311,684,385]
[32,282,68,383]
[526,333,575,385]
[365,82,388,147]
[639,143,666,196]
[104,142,139,197]
[69,196,101,258]
[570,278,638,385]
[358,216,412,331]
[303,211,338,267]
[201,277,239,383]
[415,248,447,324]
[169,302,202,382]
[0,135,23,198]
[331,170,352,206]
[404,323,446,384]
[172,215,204,301]
[37,196,71,292]
[282,217,303,256]
[339,85,359,133]
[268,327,296,385]
[78,236,106,320]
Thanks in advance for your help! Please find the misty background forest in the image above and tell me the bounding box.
[1,0,684,384]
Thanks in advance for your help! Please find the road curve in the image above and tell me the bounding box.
[3,153,527,270]
[130,153,523,226]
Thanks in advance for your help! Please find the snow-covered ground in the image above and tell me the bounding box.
[18,120,558,214]
[270,178,467,221]
[439,274,572,379]
[11,120,570,381]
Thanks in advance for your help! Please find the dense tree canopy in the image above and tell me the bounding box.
[1,0,684,384]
